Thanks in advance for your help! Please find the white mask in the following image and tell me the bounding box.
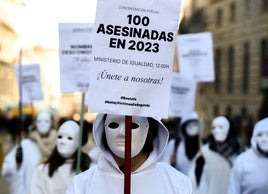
[186,121,199,136]
[256,131,268,152]
[36,112,52,135]
[211,116,230,142]
[104,114,149,159]
[57,121,80,158]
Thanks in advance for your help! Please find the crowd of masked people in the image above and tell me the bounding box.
[160,112,268,194]
[0,110,94,194]
[0,109,267,194]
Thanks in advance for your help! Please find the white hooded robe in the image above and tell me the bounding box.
[228,118,268,194]
[65,114,193,194]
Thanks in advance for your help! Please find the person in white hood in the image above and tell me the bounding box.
[30,120,91,194]
[1,111,57,194]
[160,112,200,175]
[228,117,268,194]
[188,116,245,194]
[65,113,192,194]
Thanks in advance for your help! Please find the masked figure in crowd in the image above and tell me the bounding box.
[160,112,200,175]
[188,116,245,194]
[65,114,192,194]
[1,111,57,194]
[228,117,268,194]
[30,120,91,194]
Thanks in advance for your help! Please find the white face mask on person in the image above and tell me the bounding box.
[186,121,199,136]
[211,116,230,142]
[256,131,268,152]
[104,114,149,159]
[57,121,80,158]
[36,112,52,135]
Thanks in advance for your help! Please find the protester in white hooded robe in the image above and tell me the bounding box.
[160,112,200,175]
[1,111,57,194]
[30,120,91,194]
[228,117,268,194]
[188,116,245,194]
[65,113,193,194]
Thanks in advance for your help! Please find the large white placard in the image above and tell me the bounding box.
[15,64,43,103]
[168,73,197,117]
[88,0,181,118]
[178,32,214,82]
[59,23,94,93]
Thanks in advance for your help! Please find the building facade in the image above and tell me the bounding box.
[0,0,20,108]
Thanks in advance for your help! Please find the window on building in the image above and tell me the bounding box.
[213,105,219,116]
[244,0,251,18]
[228,46,234,93]
[261,39,268,77]
[214,48,222,93]
[0,77,2,95]
[240,106,248,118]
[226,105,233,117]
[243,42,250,94]
[230,2,236,22]
[261,0,268,12]
[216,8,223,27]
[2,77,8,95]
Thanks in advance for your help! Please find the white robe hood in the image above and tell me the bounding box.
[251,117,268,154]
[65,114,193,194]
[228,118,268,194]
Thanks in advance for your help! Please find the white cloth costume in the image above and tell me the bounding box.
[228,118,268,194]
[88,147,101,166]
[160,138,195,175]
[30,160,75,194]
[188,116,236,194]
[65,114,193,194]
[160,112,199,175]
[1,138,41,194]
[1,111,56,194]
[188,144,231,194]
[30,120,82,194]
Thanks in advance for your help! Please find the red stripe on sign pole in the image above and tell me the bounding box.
[124,115,132,194]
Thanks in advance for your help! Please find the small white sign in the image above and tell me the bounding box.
[15,64,43,103]
[88,0,181,118]
[58,23,94,93]
[168,73,197,117]
[178,32,214,82]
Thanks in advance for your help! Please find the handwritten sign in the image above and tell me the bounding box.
[15,64,43,103]
[58,23,94,93]
[88,0,181,118]
[178,32,214,82]
[168,73,197,117]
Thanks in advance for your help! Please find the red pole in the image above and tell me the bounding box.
[124,115,132,194]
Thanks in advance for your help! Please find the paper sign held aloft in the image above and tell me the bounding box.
[88,0,182,118]
[168,73,197,117]
[58,23,94,93]
[15,64,43,104]
[178,32,215,82]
